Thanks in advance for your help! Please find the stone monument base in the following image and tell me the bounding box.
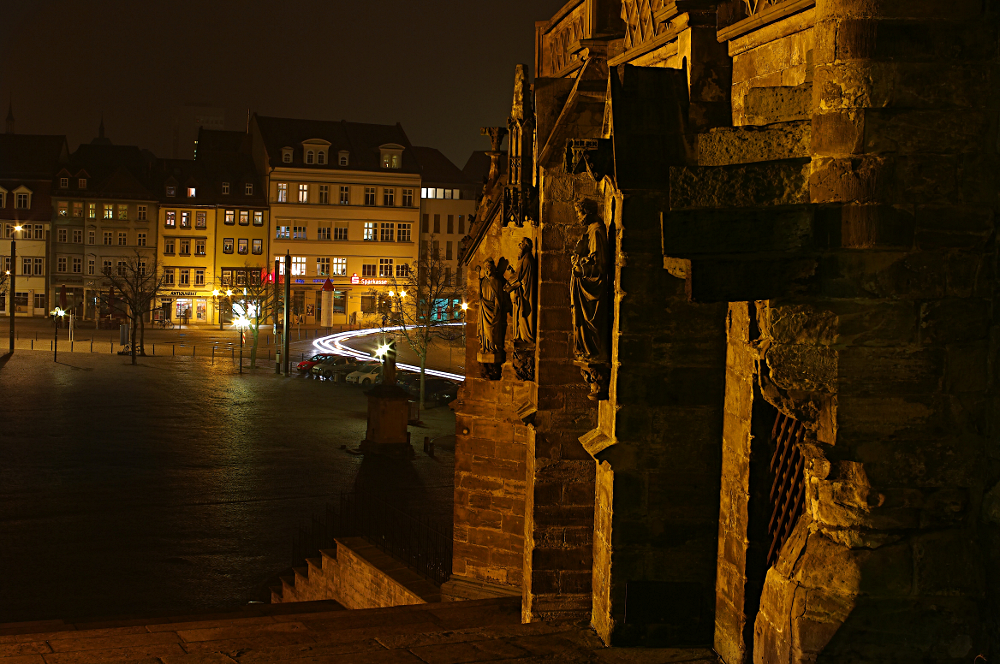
[360,383,414,459]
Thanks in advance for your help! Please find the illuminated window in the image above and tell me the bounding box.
[277,183,287,202]
[196,211,207,228]
[362,263,376,277]
[165,211,176,228]
[239,210,249,226]
[276,226,290,239]
[332,257,347,276]
[378,258,393,278]
[223,238,234,254]
[319,185,329,204]
[238,239,248,255]
[137,205,147,221]
[221,182,230,194]
[334,225,348,240]
[364,187,376,205]
[73,202,83,217]
[118,204,128,220]
[253,211,263,226]
[180,212,191,228]
[187,187,196,197]
[397,224,411,243]
[58,201,68,217]
[380,222,394,242]
[401,189,413,207]
[291,256,306,276]
[236,270,246,286]
[317,257,330,276]
[104,204,114,219]
[298,184,309,203]
[252,239,263,255]
[88,203,96,219]
[339,186,349,204]
[364,222,376,241]
[383,188,394,206]
[166,185,176,197]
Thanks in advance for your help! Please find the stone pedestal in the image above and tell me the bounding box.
[359,384,413,459]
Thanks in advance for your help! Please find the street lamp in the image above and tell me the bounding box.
[9,224,22,354]
[50,306,66,362]
[233,314,251,374]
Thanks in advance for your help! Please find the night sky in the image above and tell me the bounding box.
[1,0,568,166]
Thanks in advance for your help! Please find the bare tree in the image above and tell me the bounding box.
[217,263,278,370]
[101,249,166,365]
[385,236,465,412]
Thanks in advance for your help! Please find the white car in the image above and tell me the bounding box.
[345,362,382,386]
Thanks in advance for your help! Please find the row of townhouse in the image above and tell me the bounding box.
[0,111,477,326]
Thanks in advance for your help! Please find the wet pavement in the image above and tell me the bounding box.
[0,349,456,624]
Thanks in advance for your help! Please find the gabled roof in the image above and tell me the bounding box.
[254,115,420,174]
[54,144,156,199]
[0,134,68,179]
[412,146,470,186]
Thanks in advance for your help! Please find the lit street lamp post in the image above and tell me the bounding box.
[51,307,66,362]
[8,224,22,354]
[233,314,251,374]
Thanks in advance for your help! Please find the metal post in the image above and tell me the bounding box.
[283,252,291,376]
[274,258,281,374]
[8,236,14,354]
[53,318,58,362]
[239,329,244,374]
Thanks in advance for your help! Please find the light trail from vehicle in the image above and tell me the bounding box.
[312,324,466,382]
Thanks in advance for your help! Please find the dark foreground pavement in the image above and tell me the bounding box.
[0,350,455,624]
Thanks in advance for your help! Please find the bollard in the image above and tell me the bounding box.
[173,344,175,356]
[423,436,430,453]
[212,346,215,364]
[30,339,33,350]
[193,345,196,358]
[231,348,234,361]
[152,343,155,355]
[110,342,113,353]
[71,340,74,352]
[90,340,93,353]
[301,351,304,361]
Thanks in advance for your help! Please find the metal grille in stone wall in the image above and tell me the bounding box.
[766,412,805,566]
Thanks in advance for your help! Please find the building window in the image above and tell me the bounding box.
[118,204,128,220]
[339,152,349,166]
[190,238,202,255]
[318,152,327,165]
[33,224,42,240]
[103,231,113,245]
[245,183,253,195]
[88,230,96,245]
[73,202,83,218]
[276,226,290,239]
[138,232,146,247]
[103,204,114,219]
[224,210,235,225]
[187,187,196,197]
[57,228,68,243]
[58,257,67,272]
[236,270,247,286]
[383,188,394,206]
[444,267,451,285]
[34,258,43,275]
[361,295,376,313]
[293,226,307,239]
[223,238,234,254]
[362,263,376,277]
[277,183,287,202]
[291,256,306,276]
[195,269,205,286]
[252,239,263,254]
[165,211,176,228]
[179,239,190,255]
[447,215,454,234]
[239,210,249,226]
[60,177,69,188]
[58,201,68,217]
[433,214,440,233]
[15,193,29,209]
[317,257,330,276]
[458,215,465,234]
[298,184,309,203]
[332,257,347,276]
[221,269,233,285]
[381,153,400,169]
[88,258,95,275]
[397,224,411,243]
[163,269,174,285]
[138,261,146,277]
[88,203,96,219]
[282,149,292,163]
[379,258,393,278]
[445,240,454,260]
[334,225,348,241]
[180,212,191,228]
[364,222,376,241]
[421,214,429,233]
[318,226,331,241]
[116,261,126,276]
[23,257,33,275]
[380,222,394,242]
[179,269,190,285]
[238,238,248,255]
[196,211,207,228]
[73,229,83,243]
[166,185,176,197]
[118,232,128,246]
[78,178,87,189]
[339,186,350,204]
[396,264,409,278]
[222,182,230,194]
[164,239,175,254]
[319,185,329,204]
[253,211,263,226]
[421,187,428,199]
[433,240,440,258]
[72,257,82,274]
[138,205,147,221]
[402,189,413,207]
[364,187,376,205]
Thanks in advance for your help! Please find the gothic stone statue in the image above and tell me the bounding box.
[505,237,536,345]
[571,199,609,364]
[477,258,507,364]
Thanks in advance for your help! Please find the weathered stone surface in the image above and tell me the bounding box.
[670,160,810,210]
[742,83,812,125]
[697,122,810,166]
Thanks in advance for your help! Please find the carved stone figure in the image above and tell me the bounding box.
[477,259,507,381]
[571,199,610,364]
[505,237,536,345]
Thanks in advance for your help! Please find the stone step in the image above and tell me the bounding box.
[740,81,812,126]
[697,120,810,167]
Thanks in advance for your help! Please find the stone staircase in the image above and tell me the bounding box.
[0,597,718,663]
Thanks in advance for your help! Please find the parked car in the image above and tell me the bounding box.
[311,356,360,380]
[345,362,383,387]
[296,353,337,373]
[405,377,460,406]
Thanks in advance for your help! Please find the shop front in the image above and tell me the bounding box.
[159,292,211,326]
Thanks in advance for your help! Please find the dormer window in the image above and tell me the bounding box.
[281,147,293,163]
[339,151,349,166]
[166,185,176,197]
[306,150,314,164]
[187,187,197,198]
[301,139,330,169]
[245,183,253,195]
[60,177,69,188]
[379,144,404,169]
[317,152,326,165]
[78,178,87,189]
[222,182,230,194]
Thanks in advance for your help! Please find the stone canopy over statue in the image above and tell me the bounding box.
[571,199,610,399]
